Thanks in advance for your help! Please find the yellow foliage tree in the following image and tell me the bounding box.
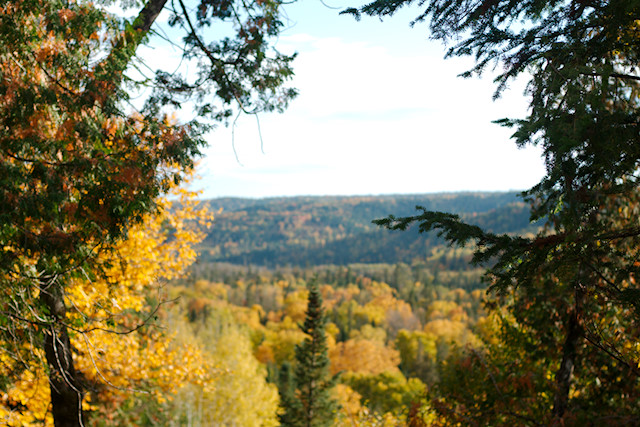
[0,182,216,425]
[282,288,309,323]
[329,338,400,376]
[168,307,280,426]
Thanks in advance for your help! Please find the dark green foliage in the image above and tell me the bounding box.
[277,362,301,426]
[348,0,640,422]
[279,280,338,427]
[148,0,297,122]
[432,275,640,425]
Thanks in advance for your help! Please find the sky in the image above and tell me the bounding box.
[143,1,547,199]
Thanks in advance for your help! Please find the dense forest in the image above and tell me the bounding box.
[167,260,488,425]
[3,0,640,425]
[197,193,539,266]
[156,191,507,424]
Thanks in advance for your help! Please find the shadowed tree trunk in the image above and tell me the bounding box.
[40,279,82,427]
[552,289,583,419]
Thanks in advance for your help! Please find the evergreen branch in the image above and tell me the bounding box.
[176,0,227,67]
[373,207,527,268]
[176,0,252,113]
[582,72,640,82]
[376,208,640,265]
[373,207,491,247]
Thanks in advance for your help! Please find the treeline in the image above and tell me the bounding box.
[197,193,539,266]
[187,256,485,293]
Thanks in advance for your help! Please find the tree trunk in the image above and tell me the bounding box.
[37,2,169,424]
[552,302,582,419]
[40,279,83,427]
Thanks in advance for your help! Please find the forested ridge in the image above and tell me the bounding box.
[198,192,539,266]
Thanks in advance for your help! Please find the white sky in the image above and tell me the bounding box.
[146,1,547,199]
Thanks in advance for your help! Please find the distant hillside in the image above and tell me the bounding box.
[198,192,538,267]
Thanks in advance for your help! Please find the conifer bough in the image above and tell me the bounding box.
[349,0,640,422]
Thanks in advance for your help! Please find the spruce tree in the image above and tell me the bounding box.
[279,280,337,427]
[277,362,302,426]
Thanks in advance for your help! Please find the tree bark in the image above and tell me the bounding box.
[552,297,583,419]
[87,0,168,100]
[40,279,83,427]
[131,0,168,34]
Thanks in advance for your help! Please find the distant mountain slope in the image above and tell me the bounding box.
[198,192,538,267]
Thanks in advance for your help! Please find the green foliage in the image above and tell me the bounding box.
[147,0,297,121]
[342,371,426,416]
[433,281,640,425]
[0,0,296,424]
[277,362,301,427]
[350,0,640,422]
[280,280,338,427]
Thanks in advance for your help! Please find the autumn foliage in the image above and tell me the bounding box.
[0,183,214,425]
[0,0,297,424]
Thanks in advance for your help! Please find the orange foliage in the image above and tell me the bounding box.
[330,338,400,376]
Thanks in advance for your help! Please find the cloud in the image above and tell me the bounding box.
[189,27,545,198]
